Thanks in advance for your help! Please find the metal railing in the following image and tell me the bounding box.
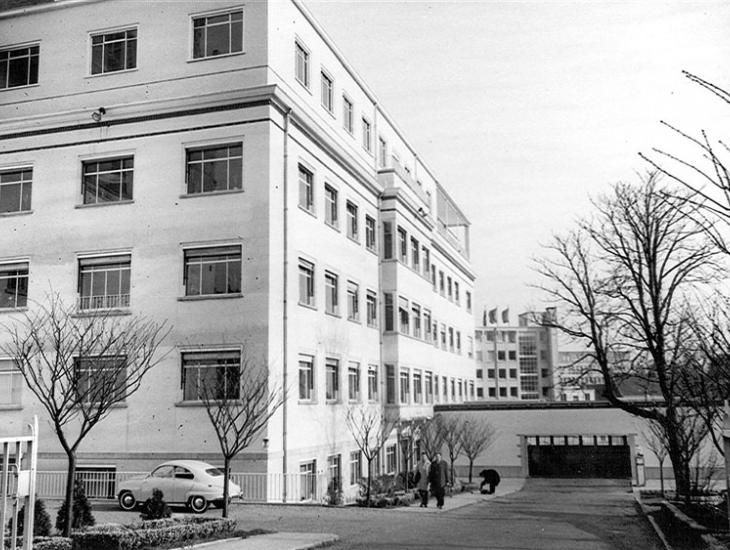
[78,294,130,310]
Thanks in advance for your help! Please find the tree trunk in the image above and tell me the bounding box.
[468,459,474,484]
[366,459,372,504]
[222,456,231,518]
[659,458,665,497]
[62,451,76,538]
[665,425,692,503]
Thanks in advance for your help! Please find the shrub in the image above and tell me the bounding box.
[325,477,343,506]
[6,536,72,550]
[8,498,53,536]
[139,489,171,521]
[56,479,95,533]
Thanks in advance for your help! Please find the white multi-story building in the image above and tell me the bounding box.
[0,0,475,500]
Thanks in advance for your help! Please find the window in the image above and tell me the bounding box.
[451,378,456,400]
[182,350,240,400]
[186,143,242,194]
[440,324,446,350]
[82,157,134,204]
[485,330,494,342]
[398,296,409,333]
[497,350,506,361]
[298,164,314,212]
[325,271,339,315]
[366,291,377,327]
[91,28,136,74]
[423,310,432,342]
[365,215,376,252]
[476,369,483,379]
[0,168,32,213]
[321,71,333,112]
[349,450,362,485]
[367,364,378,401]
[499,387,507,397]
[383,222,393,259]
[347,281,359,321]
[498,368,506,378]
[346,201,359,240]
[399,368,410,404]
[454,282,460,305]
[467,336,474,358]
[410,237,420,271]
[510,368,517,378]
[0,44,39,89]
[0,262,28,309]
[447,277,453,300]
[378,137,388,168]
[0,359,21,406]
[343,95,354,134]
[75,355,128,403]
[78,255,130,310]
[456,331,462,354]
[477,387,484,398]
[385,445,396,474]
[421,246,430,277]
[325,358,339,401]
[439,271,445,295]
[193,10,243,59]
[488,387,495,397]
[442,376,448,402]
[295,41,309,87]
[300,460,317,501]
[466,291,472,312]
[397,227,408,263]
[298,355,314,401]
[348,361,360,401]
[385,364,395,404]
[508,350,517,361]
[487,369,495,378]
[362,118,372,152]
[448,327,454,352]
[184,245,241,296]
[384,293,394,331]
[327,454,341,487]
[413,370,422,403]
[431,265,436,291]
[324,184,338,227]
[298,259,315,307]
[510,387,518,397]
[411,303,421,338]
[425,372,433,404]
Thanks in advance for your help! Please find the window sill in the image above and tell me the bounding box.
[298,399,317,405]
[295,77,311,94]
[73,309,132,318]
[0,404,22,411]
[347,317,361,324]
[175,399,244,407]
[298,301,317,311]
[366,246,378,256]
[366,322,378,329]
[178,293,243,302]
[324,311,341,319]
[0,83,39,93]
[75,200,134,209]
[85,67,139,79]
[0,210,32,218]
[187,51,246,64]
[179,189,244,199]
[347,235,360,246]
[298,205,317,219]
[325,221,340,232]
[0,307,28,314]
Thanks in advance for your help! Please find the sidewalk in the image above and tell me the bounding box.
[396,476,526,512]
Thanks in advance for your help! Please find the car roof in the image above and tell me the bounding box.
[157,460,217,471]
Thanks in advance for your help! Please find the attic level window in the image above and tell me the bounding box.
[193,10,243,59]
[91,29,137,74]
[0,44,39,89]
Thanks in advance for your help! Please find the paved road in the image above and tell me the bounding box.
[83,478,663,550]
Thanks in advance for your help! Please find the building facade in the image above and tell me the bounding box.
[0,0,476,500]
[474,309,556,401]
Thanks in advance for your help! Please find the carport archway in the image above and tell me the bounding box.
[526,435,632,479]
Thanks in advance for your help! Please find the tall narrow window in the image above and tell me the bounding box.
[425,372,433,404]
[343,95,354,134]
[347,281,359,321]
[411,303,421,338]
[325,271,339,315]
[324,184,338,227]
[410,237,420,271]
[295,41,309,88]
[399,368,410,404]
[0,44,39,89]
[466,291,472,312]
[0,168,32,213]
[298,164,314,212]
[321,71,333,112]
[0,262,28,309]
[454,281,460,304]
[346,201,358,241]
[366,290,377,327]
[385,364,395,404]
[298,355,314,401]
[367,364,378,401]
[413,370,422,404]
[184,246,241,296]
[348,361,360,401]
[78,255,130,310]
[91,28,137,74]
[82,157,134,204]
[383,222,393,260]
[350,451,362,486]
[398,227,408,263]
[421,246,430,277]
[423,310,432,342]
[186,143,242,194]
[298,258,315,307]
[398,296,409,333]
[326,358,339,401]
[362,118,372,152]
[193,10,243,59]
[0,359,22,406]
[384,292,394,331]
[365,215,376,252]
[182,350,240,401]
[378,137,388,168]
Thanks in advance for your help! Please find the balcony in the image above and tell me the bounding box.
[78,294,130,311]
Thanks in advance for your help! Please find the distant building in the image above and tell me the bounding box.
[474,308,557,400]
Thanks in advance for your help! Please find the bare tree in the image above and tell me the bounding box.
[440,415,466,485]
[535,174,721,502]
[345,405,396,504]
[2,294,169,536]
[199,350,284,518]
[642,420,669,497]
[460,420,497,483]
[414,415,446,461]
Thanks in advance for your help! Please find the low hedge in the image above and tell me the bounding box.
[70,517,237,550]
[3,536,72,550]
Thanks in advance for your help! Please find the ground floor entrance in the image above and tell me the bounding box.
[526,435,632,478]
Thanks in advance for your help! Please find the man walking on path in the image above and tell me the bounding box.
[415,454,431,507]
[428,452,450,509]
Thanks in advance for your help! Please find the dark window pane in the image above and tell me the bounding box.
[187,163,202,194]
[83,175,97,204]
[106,31,126,41]
[0,59,7,88]
[98,159,121,172]
[203,146,228,160]
[121,172,133,200]
[104,41,125,72]
[228,262,241,292]
[8,57,29,87]
[231,21,243,52]
[206,25,229,56]
[97,172,121,202]
[229,158,242,189]
[20,181,31,210]
[92,35,103,45]
[29,54,38,84]
[16,276,27,307]
[0,183,20,212]
[193,28,205,58]
[186,264,201,295]
[126,38,137,69]
[193,18,205,28]
[208,14,229,25]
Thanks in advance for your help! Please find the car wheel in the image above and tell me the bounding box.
[189,495,208,513]
[118,491,137,511]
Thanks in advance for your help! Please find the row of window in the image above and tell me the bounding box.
[477,348,550,363]
[1,7,243,90]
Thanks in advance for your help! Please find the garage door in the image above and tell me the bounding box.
[527,435,631,478]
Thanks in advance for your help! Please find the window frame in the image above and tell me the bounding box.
[191,8,244,60]
[324,183,339,228]
[342,94,354,134]
[324,270,339,316]
[294,40,310,89]
[0,166,33,214]
[181,349,241,402]
[346,280,360,322]
[182,244,242,298]
[325,357,340,402]
[298,258,315,308]
[346,200,359,241]
[347,361,360,402]
[365,290,377,328]
[298,354,315,402]
[77,254,131,311]
[0,358,22,406]
[320,69,334,113]
[362,117,372,153]
[365,215,376,252]
[89,26,138,75]
[81,156,134,205]
[184,142,243,196]
[367,364,378,402]
[0,42,39,90]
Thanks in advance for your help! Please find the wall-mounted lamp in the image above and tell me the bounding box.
[91,107,106,122]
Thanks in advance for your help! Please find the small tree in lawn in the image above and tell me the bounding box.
[2,294,169,537]
[199,352,284,518]
[460,420,497,483]
[345,404,397,504]
[441,415,466,485]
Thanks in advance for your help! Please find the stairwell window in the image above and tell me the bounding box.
[184,245,241,297]
[0,167,32,213]
[0,262,28,309]
[193,9,243,59]
[186,143,242,195]
[0,44,39,89]
[91,28,137,74]
[82,157,134,204]
[78,255,131,310]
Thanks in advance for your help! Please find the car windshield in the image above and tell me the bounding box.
[205,467,224,476]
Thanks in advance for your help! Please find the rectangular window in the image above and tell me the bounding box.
[385,364,395,404]
[477,387,483,398]
[448,327,454,352]
[184,245,241,297]
[298,258,315,307]
[466,291,472,312]
[384,292,394,331]
[398,227,408,263]
[440,324,446,350]
[367,364,378,401]
[385,445,396,474]
[298,164,314,212]
[487,369,495,378]
[487,387,495,397]
[413,370,422,403]
[399,368,410,404]
[300,460,317,501]
[181,350,240,401]
[497,350,506,361]
[0,168,32,213]
[476,369,483,379]
[425,371,433,404]
[423,310,432,342]
[327,454,341,487]
[325,271,339,315]
[378,137,388,168]
[186,143,242,194]
[456,331,462,354]
[0,359,22,405]
[347,281,359,321]
[454,282,460,305]
[82,157,134,204]
[0,262,28,309]
[508,350,517,361]
[410,237,420,271]
[343,95,354,134]
[439,271,445,295]
[91,28,137,74]
[321,71,333,112]
[295,41,309,87]
[451,378,456,400]
[411,303,421,338]
[398,296,409,333]
[324,184,338,227]
[498,368,506,378]
[365,215,376,252]
[431,264,436,291]
[346,201,359,241]
[349,450,362,486]
[326,358,340,401]
[348,361,360,401]
[447,276,453,300]
[510,368,517,378]
[0,44,39,89]
[78,255,130,310]
[298,355,314,401]
[193,10,243,59]
[75,355,128,403]
[442,376,448,402]
[421,246,430,277]
[366,290,377,327]
[362,118,372,152]
[383,222,394,259]
[468,336,474,358]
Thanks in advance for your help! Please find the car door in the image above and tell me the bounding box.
[171,466,195,503]
[139,465,175,502]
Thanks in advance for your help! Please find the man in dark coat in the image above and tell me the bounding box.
[428,452,450,509]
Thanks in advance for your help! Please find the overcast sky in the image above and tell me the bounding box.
[304,1,730,318]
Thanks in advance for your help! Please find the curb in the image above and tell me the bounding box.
[632,489,673,550]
